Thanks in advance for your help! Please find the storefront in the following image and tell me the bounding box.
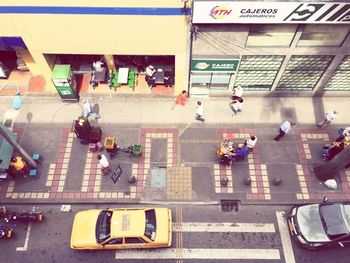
[191,1,350,96]
[0,1,190,97]
[190,57,239,96]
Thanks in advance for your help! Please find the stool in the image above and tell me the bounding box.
[29,169,39,179]
[89,143,97,152]
[96,141,103,151]
[32,153,43,163]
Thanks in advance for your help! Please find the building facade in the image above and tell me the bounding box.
[0,0,191,96]
[190,0,350,97]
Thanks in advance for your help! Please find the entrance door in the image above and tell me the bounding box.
[190,72,211,96]
[209,73,232,91]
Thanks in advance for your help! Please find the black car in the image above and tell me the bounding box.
[288,197,350,250]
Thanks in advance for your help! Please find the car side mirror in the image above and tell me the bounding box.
[323,196,328,203]
[338,242,344,248]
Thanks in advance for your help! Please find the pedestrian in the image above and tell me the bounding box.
[317,110,337,128]
[97,154,110,175]
[232,85,243,98]
[235,146,249,161]
[195,101,205,122]
[244,136,257,152]
[274,120,296,141]
[230,97,244,115]
[83,100,100,120]
[171,90,187,110]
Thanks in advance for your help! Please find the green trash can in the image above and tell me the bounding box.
[52,65,79,102]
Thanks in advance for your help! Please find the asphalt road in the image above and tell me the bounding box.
[1,204,349,263]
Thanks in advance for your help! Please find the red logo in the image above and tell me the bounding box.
[210,6,232,19]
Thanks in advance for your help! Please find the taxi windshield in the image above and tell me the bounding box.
[96,210,112,243]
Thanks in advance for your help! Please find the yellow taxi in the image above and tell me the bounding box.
[70,207,172,250]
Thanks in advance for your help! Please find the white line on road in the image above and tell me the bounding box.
[172,222,275,233]
[276,211,296,263]
[16,222,32,251]
[115,248,280,260]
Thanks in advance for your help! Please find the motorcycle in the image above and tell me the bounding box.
[0,225,13,239]
[6,209,43,223]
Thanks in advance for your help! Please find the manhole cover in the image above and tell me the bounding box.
[221,200,240,212]
[150,168,167,188]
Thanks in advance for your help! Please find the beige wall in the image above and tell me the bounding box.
[0,1,189,93]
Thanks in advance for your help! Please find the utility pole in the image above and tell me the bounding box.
[0,124,37,168]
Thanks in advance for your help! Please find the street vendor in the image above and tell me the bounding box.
[8,156,29,178]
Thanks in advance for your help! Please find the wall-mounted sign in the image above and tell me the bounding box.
[191,59,239,72]
[193,1,350,24]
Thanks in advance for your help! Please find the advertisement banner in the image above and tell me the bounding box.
[193,1,350,24]
[191,59,239,72]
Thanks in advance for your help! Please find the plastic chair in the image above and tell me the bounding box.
[128,71,136,91]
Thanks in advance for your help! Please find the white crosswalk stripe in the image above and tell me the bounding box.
[115,248,281,260]
[173,222,275,233]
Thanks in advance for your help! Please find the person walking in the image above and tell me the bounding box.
[317,110,337,128]
[83,100,100,120]
[171,90,187,109]
[274,121,296,141]
[230,97,244,115]
[232,85,243,98]
[97,154,110,175]
[195,101,205,122]
[244,136,257,152]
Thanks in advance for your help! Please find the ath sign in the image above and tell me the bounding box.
[193,1,350,24]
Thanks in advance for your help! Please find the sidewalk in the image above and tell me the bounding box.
[0,94,349,205]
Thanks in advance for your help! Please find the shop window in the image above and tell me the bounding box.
[235,55,284,91]
[297,25,349,47]
[246,25,297,47]
[277,55,333,91]
[324,56,350,91]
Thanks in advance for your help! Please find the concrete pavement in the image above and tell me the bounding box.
[0,93,349,205]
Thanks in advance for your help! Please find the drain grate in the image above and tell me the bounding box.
[221,200,240,212]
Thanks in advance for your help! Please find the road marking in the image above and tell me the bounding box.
[16,222,32,251]
[172,222,275,233]
[276,211,296,263]
[115,248,280,260]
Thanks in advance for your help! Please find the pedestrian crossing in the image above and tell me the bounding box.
[115,211,294,262]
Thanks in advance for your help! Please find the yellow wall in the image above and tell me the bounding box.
[0,0,190,93]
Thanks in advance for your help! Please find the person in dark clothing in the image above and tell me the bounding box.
[235,146,249,161]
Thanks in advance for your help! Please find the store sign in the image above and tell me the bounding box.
[191,59,239,72]
[193,1,350,24]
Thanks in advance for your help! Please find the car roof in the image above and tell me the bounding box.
[320,203,350,237]
[110,209,146,238]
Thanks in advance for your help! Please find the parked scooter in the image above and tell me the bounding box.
[6,209,43,223]
[0,225,13,239]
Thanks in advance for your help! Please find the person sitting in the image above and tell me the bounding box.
[146,65,156,78]
[234,146,249,161]
[8,156,29,178]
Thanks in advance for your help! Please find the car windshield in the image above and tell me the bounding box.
[145,209,157,241]
[320,203,350,239]
[96,210,112,243]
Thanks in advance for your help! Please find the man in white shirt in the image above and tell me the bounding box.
[195,101,205,122]
[97,154,110,175]
[83,100,100,120]
[274,121,296,141]
[245,136,257,152]
[317,110,337,128]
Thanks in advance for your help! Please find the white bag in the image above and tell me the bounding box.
[324,179,337,190]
